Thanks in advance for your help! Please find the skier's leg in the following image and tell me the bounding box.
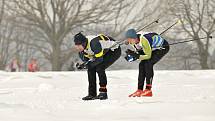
[143,41,169,89]
[87,67,97,96]
[96,47,121,89]
[95,68,108,100]
[128,60,147,97]
[138,60,153,97]
[82,68,97,100]
[143,40,169,89]
[139,42,169,97]
[138,60,146,90]
[95,47,121,99]
[144,60,154,90]
[96,68,107,92]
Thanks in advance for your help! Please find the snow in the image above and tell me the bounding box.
[0,70,215,121]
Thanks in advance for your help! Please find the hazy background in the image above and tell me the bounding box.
[0,0,214,71]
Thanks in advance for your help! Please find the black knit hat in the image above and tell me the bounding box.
[74,32,87,45]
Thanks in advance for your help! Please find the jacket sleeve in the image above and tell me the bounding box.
[89,38,104,67]
[79,52,89,62]
[138,37,152,60]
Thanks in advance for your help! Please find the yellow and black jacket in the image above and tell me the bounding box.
[79,34,119,66]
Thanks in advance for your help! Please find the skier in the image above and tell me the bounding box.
[74,32,121,100]
[9,58,21,72]
[28,58,40,72]
[125,29,169,97]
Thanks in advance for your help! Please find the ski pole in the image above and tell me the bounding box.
[109,19,160,48]
[76,58,94,69]
[169,36,213,46]
[112,19,179,48]
[137,19,159,32]
[154,36,213,49]
[160,20,180,35]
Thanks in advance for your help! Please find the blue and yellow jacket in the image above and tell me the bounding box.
[132,32,166,60]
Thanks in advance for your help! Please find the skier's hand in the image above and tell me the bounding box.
[125,49,140,59]
[124,54,137,62]
[125,49,135,55]
[76,63,87,70]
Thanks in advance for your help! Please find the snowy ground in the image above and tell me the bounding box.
[0,70,215,121]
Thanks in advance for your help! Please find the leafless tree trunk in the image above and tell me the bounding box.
[0,0,15,70]
[7,0,143,71]
[168,0,215,69]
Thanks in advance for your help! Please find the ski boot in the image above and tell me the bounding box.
[82,95,97,100]
[140,89,153,97]
[96,92,108,100]
[129,89,143,97]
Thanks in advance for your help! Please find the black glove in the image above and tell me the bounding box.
[125,49,134,54]
[125,49,140,59]
[76,63,87,70]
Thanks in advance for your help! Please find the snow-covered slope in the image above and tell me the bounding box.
[0,70,215,121]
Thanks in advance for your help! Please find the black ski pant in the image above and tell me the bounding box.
[138,40,169,90]
[87,47,121,96]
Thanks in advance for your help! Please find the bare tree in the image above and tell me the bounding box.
[6,0,137,71]
[168,0,215,69]
[3,0,200,71]
[109,0,162,38]
[0,0,16,70]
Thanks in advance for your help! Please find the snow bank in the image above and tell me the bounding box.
[0,70,214,121]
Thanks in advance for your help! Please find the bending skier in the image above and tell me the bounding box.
[125,29,169,97]
[74,32,121,100]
